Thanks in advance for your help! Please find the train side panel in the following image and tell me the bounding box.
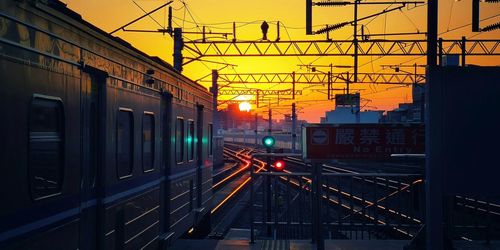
[101,78,162,250]
[0,0,214,248]
[0,13,82,249]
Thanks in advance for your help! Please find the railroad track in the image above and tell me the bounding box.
[212,146,255,214]
[208,144,268,238]
[219,143,500,241]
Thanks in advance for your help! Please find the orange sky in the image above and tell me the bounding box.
[66,0,499,122]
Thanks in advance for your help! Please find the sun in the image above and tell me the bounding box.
[239,102,251,112]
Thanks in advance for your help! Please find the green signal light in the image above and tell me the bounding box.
[262,136,275,148]
[264,138,273,146]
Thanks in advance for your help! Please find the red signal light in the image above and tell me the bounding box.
[273,159,285,171]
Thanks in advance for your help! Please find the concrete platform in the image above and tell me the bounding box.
[170,239,410,250]
[170,239,500,250]
[454,241,500,250]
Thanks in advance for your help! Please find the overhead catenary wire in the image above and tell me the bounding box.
[132,1,165,29]
[305,2,413,66]
[168,17,326,31]
[177,1,250,93]
[356,13,500,73]
[170,1,497,110]
[446,0,456,32]
[357,25,496,99]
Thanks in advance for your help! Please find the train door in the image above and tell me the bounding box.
[80,68,106,250]
[196,105,204,208]
[160,92,173,244]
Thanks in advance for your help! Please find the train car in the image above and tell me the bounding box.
[0,0,213,249]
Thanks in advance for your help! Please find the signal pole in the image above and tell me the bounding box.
[254,113,258,146]
[266,106,272,237]
[292,103,297,153]
[268,108,272,135]
[262,136,275,237]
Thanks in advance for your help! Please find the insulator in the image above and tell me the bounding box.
[315,22,349,34]
[315,0,350,6]
[481,22,500,32]
[484,0,500,3]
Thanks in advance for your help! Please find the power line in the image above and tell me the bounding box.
[356,13,500,71]
[177,1,246,89]
[132,1,165,28]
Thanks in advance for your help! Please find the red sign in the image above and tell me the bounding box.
[302,123,424,160]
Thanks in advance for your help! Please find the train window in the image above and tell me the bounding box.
[187,120,194,161]
[176,117,184,163]
[142,112,155,172]
[208,123,213,156]
[29,96,64,200]
[117,109,133,178]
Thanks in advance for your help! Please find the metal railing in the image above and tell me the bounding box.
[248,158,425,246]
[446,195,500,242]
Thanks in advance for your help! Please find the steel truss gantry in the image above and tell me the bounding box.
[183,39,500,63]
[217,89,302,96]
[202,72,425,85]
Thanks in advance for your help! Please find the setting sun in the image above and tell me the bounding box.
[239,101,252,112]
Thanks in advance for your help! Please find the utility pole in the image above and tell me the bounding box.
[292,103,297,153]
[329,64,333,99]
[353,0,359,82]
[346,72,350,95]
[173,28,183,72]
[427,0,438,68]
[211,70,219,135]
[426,0,442,247]
[327,71,331,100]
[461,36,466,67]
[355,101,360,124]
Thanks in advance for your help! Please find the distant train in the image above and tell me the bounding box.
[0,0,215,249]
[224,132,302,151]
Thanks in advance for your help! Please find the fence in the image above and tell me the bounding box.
[248,158,425,247]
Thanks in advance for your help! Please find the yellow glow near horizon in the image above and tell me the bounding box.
[66,0,499,122]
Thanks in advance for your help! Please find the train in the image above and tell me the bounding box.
[0,0,216,249]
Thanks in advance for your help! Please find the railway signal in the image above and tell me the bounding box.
[273,159,285,171]
[262,135,276,150]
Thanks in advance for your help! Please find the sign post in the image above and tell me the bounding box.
[311,162,324,250]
